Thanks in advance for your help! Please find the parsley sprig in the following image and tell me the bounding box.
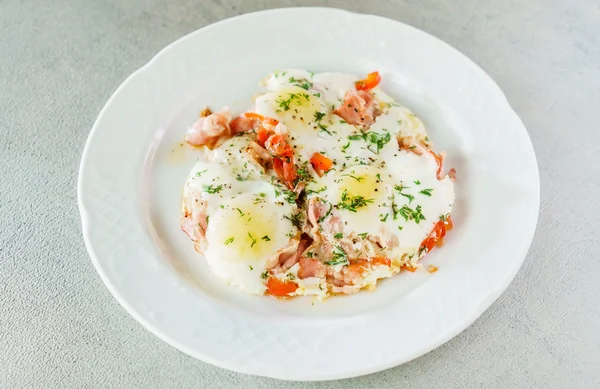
[325,245,349,266]
[395,185,414,203]
[397,205,426,224]
[348,130,391,154]
[275,93,310,111]
[366,131,391,154]
[202,184,223,194]
[419,189,434,196]
[337,190,374,212]
[248,233,257,248]
[284,212,303,229]
[289,76,312,90]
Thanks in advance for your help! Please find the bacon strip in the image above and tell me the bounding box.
[333,89,378,128]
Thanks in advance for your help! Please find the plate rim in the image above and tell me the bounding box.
[78,6,540,381]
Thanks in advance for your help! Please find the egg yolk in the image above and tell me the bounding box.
[266,86,325,133]
[334,165,385,210]
[207,195,297,263]
[218,209,276,259]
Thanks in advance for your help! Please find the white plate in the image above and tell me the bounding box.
[78,7,539,381]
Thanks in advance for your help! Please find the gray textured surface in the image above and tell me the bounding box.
[1,0,599,387]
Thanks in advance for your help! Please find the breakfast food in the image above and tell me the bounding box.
[180,70,456,298]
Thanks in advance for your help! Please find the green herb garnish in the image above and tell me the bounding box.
[343,174,363,182]
[276,92,309,111]
[318,123,332,135]
[248,233,257,248]
[284,213,303,229]
[296,166,312,182]
[348,131,367,141]
[419,189,433,196]
[325,245,349,266]
[289,76,312,90]
[366,131,391,154]
[202,184,223,194]
[400,193,415,203]
[306,187,326,195]
[283,190,296,203]
[397,205,426,224]
[337,190,374,212]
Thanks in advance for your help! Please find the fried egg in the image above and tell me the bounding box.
[183,135,299,294]
[181,69,456,299]
[203,186,298,294]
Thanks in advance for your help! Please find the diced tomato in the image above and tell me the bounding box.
[435,220,447,240]
[371,256,391,267]
[273,157,297,189]
[273,157,284,178]
[266,277,298,297]
[243,112,265,121]
[444,215,454,231]
[262,129,296,187]
[243,112,279,127]
[266,134,293,158]
[256,127,271,147]
[310,153,333,174]
[345,263,368,275]
[421,225,440,252]
[420,219,451,253]
[421,238,434,253]
[282,159,297,187]
[355,71,381,92]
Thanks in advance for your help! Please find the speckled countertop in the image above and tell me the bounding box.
[1,0,599,387]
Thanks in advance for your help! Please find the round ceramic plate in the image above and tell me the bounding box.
[78,7,539,381]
